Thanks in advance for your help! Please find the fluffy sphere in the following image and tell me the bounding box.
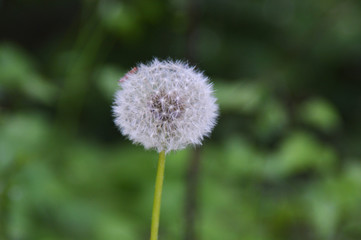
[113,59,218,153]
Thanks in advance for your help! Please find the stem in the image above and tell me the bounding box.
[150,151,166,240]
[185,148,201,240]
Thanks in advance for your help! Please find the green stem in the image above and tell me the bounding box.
[150,151,166,240]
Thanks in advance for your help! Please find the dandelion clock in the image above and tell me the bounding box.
[113,59,218,240]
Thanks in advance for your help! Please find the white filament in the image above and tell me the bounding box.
[113,59,218,153]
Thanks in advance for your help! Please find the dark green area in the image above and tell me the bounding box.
[1,0,361,239]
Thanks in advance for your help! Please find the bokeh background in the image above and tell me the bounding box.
[1,0,361,239]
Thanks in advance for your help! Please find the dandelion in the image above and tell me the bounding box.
[113,59,218,240]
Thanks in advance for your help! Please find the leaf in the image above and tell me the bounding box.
[298,98,341,132]
[0,44,56,104]
[274,131,337,176]
[216,81,266,114]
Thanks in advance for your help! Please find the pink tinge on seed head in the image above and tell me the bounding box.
[119,67,138,83]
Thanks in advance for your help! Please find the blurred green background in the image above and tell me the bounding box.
[1,0,361,239]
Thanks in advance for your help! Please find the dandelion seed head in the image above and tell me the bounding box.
[113,59,218,153]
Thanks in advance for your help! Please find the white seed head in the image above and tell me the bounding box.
[113,59,218,153]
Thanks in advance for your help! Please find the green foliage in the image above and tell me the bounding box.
[298,98,341,132]
[1,0,361,239]
[0,45,56,104]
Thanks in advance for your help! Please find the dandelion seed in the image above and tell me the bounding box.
[113,59,218,153]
